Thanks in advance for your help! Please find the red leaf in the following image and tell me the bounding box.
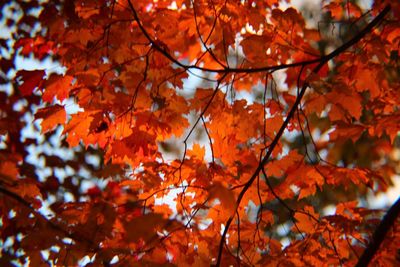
[43,74,74,102]
[35,104,66,133]
[16,70,45,96]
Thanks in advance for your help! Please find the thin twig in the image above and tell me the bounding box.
[214,5,391,265]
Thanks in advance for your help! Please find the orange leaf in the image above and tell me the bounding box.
[43,74,74,102]
[187,143,205,160]
[208,182,236,217]
[35,104,66,133]
[63,111,95,146]
[293,206,319,234]
[123,213,167,243]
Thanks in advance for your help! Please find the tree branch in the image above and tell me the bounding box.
[355,196,400,267]
[215,5,391,266]
[126,0,324,74]
[0,186,95,248]
[123,1,392,264]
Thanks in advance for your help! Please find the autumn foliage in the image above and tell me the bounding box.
[1,0,400,266]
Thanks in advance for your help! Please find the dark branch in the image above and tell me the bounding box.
[215,5,391,266]
[126,0,324,74]
[0,186,93,247]
[122,1,392,264]
[355,197,400,267]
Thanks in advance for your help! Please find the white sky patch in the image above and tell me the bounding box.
[276,222,291,236]
[63,97,83,115]
[280,237,291,248]
[80,179,97,193]
[322,204,336,216]
[109,256,119,265]
[154,183,189,216]
[246,200,258,223]
[290,184,300,195]
[167,1,178,10]
[220,224,226,237]
[78,255,93,267]
[280,0,322,26]
[63,192,75,202]
[198,217,213,230]
[85,154,101,167]
[367,175,400,208]
[37,196,56,218]
[357,0,373,10]
[15,55,66,75]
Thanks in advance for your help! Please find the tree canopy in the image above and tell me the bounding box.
[0,0,399,266]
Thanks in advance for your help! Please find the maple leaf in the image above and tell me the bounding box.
[0,1,397,266]
[0,161,19,183]
[14,37,54,60]
[43,74,74,102]
[16,70,45,96]
[35,104,66,133]
[10,179,42,201]
[294,206,319,234]
[63,111,95,146]
[123,213,170,243]
[108,128,158,163]
[187,143,205,160]
[208,182,236,217]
